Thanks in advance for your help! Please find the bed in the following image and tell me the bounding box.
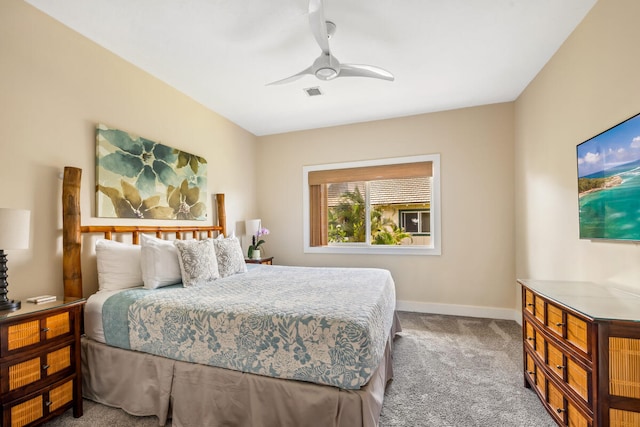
[61,166,400,427]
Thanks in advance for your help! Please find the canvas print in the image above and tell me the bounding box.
[96,124,207,220]
[577,113,640,240]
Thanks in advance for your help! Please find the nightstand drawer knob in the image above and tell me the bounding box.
[42,364,50,370]
[45,400,52,407]
[556,408,565,414]
[555,323,564,327]
[556,365,565,370]
[526,303,534,307]
[527,371,535,375]
[527,337,534,341]
[41,327,50,332]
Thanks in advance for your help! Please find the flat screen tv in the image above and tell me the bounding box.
[577,112,640,241]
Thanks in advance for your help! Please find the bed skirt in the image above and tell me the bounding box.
[81,312,401,427]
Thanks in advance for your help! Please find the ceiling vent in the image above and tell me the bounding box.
[304,86,323,97]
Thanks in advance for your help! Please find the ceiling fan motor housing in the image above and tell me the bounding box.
[313,54,340,80]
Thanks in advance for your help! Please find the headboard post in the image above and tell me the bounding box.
[216,193,226,237]
[62,166,83,298]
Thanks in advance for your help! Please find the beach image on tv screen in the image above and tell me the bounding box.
[577,113,640,240]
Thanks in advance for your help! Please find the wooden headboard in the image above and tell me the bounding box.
[62,166,227,299]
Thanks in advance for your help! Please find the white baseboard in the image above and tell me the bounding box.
[396,300,520,323]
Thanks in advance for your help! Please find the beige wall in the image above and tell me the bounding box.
[8,0,630,317]
[258,104,516,316]
[515,0,640,296]
[1,0,257,299]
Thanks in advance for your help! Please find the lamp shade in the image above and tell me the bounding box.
[245,219,261,237]
[0,209,31,250]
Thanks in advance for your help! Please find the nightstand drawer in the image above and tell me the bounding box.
[1,311,73,357]
[5,378,74,427]
[2,343,74,394]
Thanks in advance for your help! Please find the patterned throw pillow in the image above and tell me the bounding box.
[212,235,248,278]
[173,239,220,287]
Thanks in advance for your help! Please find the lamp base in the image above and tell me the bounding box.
[0,249,20,312]
[0,299,20,312]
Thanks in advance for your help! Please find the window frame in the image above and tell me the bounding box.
[302,154,441,255]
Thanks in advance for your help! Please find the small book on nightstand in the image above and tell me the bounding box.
[26,295,57,304]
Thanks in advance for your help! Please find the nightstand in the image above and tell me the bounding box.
[245,257,274,265]
[0,297,85,427]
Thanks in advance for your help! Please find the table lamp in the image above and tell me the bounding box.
[0,208,31,311]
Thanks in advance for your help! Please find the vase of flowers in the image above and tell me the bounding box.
[248,227,269,259]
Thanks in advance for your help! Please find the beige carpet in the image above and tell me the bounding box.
[45,311,555,426]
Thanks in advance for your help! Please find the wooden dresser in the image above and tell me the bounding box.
[519,279,640,427]
[0,298,85,427]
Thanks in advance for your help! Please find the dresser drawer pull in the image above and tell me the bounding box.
[45,400,52,407]
[527,370,535,375]
[555,323,564,327]
[526,303,534,307]
[527,336,534,341]
[41,328,50,332]
[556,408,565,414]
[42,364,50,371]
[556,365,565,370]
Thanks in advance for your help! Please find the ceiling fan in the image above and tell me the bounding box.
[267,0,394,85]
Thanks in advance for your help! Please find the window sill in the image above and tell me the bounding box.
[304,245,441,256]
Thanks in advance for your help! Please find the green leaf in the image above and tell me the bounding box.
[153,159,179,187]
[190,202,206,219]
[98,184,136,218]
[100,151,144,178]
[135,165,156,198]
[121,180,142,209]
[180,180,200,206]
[189,155,199,174]
[99,128,144,156]
[147,206,175,219]
[176,151,189,169]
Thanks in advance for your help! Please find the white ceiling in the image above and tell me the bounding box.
[25,0,596,136]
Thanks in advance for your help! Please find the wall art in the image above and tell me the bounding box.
[96,124,207,220]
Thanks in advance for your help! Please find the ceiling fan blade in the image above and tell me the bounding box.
[339,64,395,81]
[266,66,314,86]
[309,0,330,55]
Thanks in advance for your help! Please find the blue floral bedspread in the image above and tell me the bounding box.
[101,265,396,389]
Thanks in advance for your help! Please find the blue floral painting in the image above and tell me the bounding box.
[96,124,207,220]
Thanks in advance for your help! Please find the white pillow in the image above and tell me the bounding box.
[173,238,220,287]
[140,234,182,289]
[95,239,143,291]
[213,235,248,278]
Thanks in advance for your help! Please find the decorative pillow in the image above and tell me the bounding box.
[213,235,248,278]
[173,238,220,287]
[140,234,182,289]
[95,239,143,291]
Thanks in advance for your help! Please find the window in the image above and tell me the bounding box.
[400,210,430,235]
[303,154,441,255]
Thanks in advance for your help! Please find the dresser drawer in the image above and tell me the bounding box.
[525,349,546,398]
[524,288,546,323]
[545,340,591,404]
[0,310,75,357]
[1,343,75,396]
[3,378,74,427]
[547,380,591,427]
[535,298,592,361]
[524,320,547,360]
